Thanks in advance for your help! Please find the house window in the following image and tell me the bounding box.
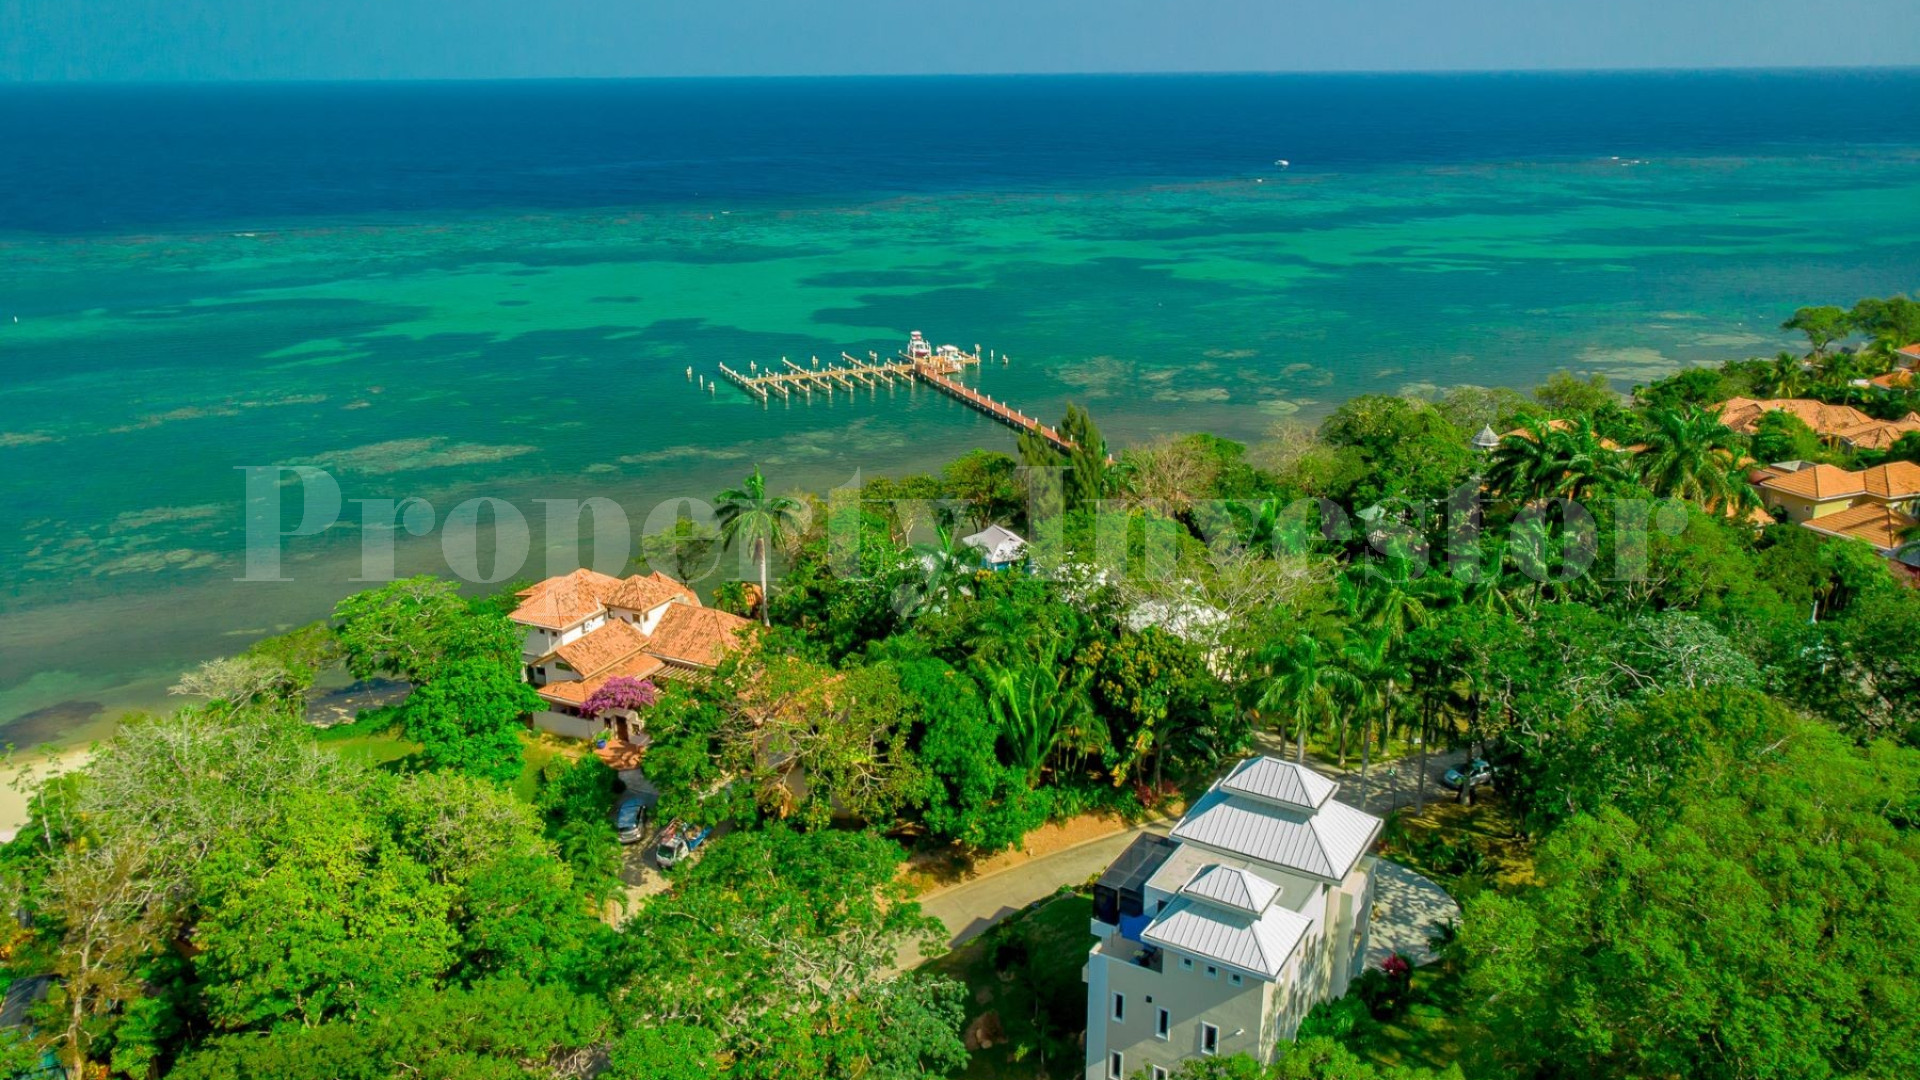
[1151,1069,1169,1080]
[1112,992,1125,1022]
[1108,1051,1124,1079]
[1229,973,1243,986]
[1204,965,1218,979]
[1201,1022,1220,1056]
[1155,1007,1170,1039]
[1180,957,1193,971]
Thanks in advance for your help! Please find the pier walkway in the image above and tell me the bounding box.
[908,364,1079,454]
[709,331,1080,455]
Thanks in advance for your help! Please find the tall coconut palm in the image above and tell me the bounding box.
[714,467,804,627]
[1254,633,1354,764]
[1341,627,1408,810]
[1637,404,1754,510]
[1487,416,1631,504]
[1345,547,1455,639]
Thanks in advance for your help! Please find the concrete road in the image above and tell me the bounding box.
[901,823,1171,969]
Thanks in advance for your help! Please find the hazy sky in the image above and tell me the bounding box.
[5,0,1918,81]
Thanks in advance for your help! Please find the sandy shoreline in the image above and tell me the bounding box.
[0,743,96,843]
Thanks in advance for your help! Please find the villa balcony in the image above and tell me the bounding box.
[1091,931,1165,974]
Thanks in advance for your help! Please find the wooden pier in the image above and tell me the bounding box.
[714,332,1077,454]
[909,364,1080,454]
[716,354,916,402]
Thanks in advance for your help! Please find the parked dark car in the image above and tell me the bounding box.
[1442,759,1494,791]
[615,794,649,845]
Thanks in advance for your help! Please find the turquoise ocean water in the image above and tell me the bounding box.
[3,73,1920,744]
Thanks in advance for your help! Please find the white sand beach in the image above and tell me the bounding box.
[0,744,95,842]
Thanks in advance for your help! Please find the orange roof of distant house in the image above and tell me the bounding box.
[1498,418,1626,451]
[1837,417,1920,451]
[1897,343,1920,365]
[1715,398,1876,437]
[1870,370,1915,390]
[539,651,668,707]
[605,571,697,613]
[510,568,626,630]
[1801,503,1920,554]
[550,619,649,679]
[1754,463,1868,502]
[645,605,756,667]
[1861,460,1920,500]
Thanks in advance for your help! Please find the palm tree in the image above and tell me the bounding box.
[1254,633,1353,765]
[1637,405,1752,509]
[1346,547,1454,639]
[1341,627,1407,810]
[981,639,1098,786]
[1487,416,1631,504]
[714,467,804,627]
[903,523,971,617]
[1760,351,1808,398]
[1896,521,1920,567]
[1484,417,1562,502]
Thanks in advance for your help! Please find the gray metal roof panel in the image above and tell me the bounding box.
[1180,864,1280,914]
[1220,757,1340,811]
[1170,788,1382,881]
[1141,897,1312,980]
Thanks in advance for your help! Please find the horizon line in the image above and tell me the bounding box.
[6,63,1920,87]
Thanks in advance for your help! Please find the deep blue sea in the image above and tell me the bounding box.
[2,70,1919,745]
[5,70,1920,233]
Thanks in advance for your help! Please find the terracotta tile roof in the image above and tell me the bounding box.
[1755,463,1867,502]
[1801,503,1919,553]
[1837,417,1920,451]
[1870,370,1915,390]
[1898,343,1920,366]
[509,568,626,630]
[1715,397,1877,437]
[605,571,697,613]
[539,652,666,707]
[1861,461,1920,500]
[550,619,649,679]
[644,604,756,668]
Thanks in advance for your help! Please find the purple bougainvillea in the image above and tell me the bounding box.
[580,676,658,719]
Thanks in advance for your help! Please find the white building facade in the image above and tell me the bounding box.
[1083,757,1382,1080]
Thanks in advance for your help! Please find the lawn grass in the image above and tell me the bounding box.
[312,712,421,768]
[513,731,579,803]
[919,889,1094,1080]
[1377,788,1536,897]
[1345,965,1471,1073]
[314,716,580,808]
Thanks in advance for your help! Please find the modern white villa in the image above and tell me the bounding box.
[1083,756,1382,1080]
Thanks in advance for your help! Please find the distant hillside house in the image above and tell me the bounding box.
[1083,756,1382,1080]
[1714,397,1877,439]
[1896,343,1920,369]
[962,523,1028,569]
[1750,460,1920,566]
[508,569,754,734]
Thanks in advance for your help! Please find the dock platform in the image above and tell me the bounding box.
[712,331,1077,454]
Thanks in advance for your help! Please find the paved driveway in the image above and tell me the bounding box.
[1366,859,1461,967]
[899,823,1171,969]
